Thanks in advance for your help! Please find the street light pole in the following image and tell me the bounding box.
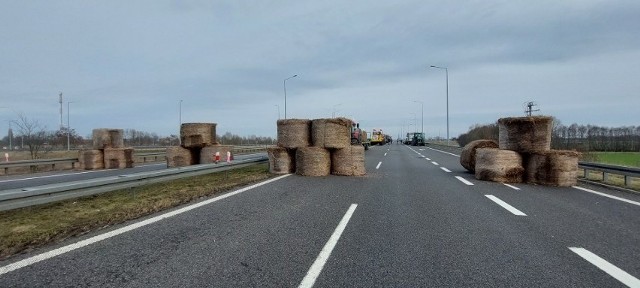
[283,75,297,119]
[430,65,449,146]
[179,100,183,145]
[413,100,424,137]
[67,101,74,151]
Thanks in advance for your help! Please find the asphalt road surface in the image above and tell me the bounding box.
[1,144,639,287]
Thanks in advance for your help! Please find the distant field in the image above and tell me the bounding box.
[588,152,640,168]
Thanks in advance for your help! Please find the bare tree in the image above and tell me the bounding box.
[11,113,53,159]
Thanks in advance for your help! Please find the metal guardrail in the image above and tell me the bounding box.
[579,162,640,188]
[0,146,269,174]
[0,156,268,212]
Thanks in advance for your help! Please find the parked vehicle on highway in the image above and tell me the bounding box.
[412,133,426,146]
[350,122,370,150]
[370,129,386,146]
[404,132,415,145]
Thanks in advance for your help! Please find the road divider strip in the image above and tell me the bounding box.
[299,204,358,288]
[0,174,291,277]
[440,167,451,173]
[569,247,640,287]
[376,162,382,170]
[503,184,520,190]
[572,186,640,207]
[455,176,474,186]
[431,161,439,166]
[485,195,526,216]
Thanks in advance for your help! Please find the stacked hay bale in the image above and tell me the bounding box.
[267,118,365,176]
[460,140,499,173]
[167,123,227,168]
[78,129,133,170]
[470,116,579,186]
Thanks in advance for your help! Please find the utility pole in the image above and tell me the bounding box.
[59,92,63,130]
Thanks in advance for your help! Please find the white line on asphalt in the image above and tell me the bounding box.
[299,204,358,288]
[376,162,382,169]
[426,147,460,157]
[384,152,387,156]
[569,247,640,287]
[440,167,451,173]
[0,174,292,276]
[431,161,439,166]
[572,186,640,207]
[503,183,520,190]
[455,176,474,186]
[485,195,527,216]
[426,158,431,161]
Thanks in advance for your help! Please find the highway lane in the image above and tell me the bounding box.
[1,144,639,287]
[0,153,267,191]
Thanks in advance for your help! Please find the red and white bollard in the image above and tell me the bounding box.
[226,151,231,163]
[214,151,220,164]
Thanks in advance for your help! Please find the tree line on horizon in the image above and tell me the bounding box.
[456,118,640,152]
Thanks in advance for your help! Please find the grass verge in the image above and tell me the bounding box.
[0,163,272,261]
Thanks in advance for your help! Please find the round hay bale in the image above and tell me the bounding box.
[525,150,580,187]
[78,149,104,170]
[312,117,352,149]
[296,147,330,176]
[92,128,124,149]
[180,123,217,148]
[460,139,499,173]
[267,147,296,174]
[475,148,524,183]
[277,119,311,148]
[498,116,553,153]
[200,145,233,164]
[331,145,366,176]
[166,146,197,167]
[104,147,135,169]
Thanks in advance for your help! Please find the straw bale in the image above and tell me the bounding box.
[78,149,104,170]
[296,147,330,176]
[200,145,233,164]
[267,147,296,174]
[180,123,217,148]
[331,145,366,176]
[92,128,124,149]
[312,118,352,149]
[460,139,499,172]
[103,147,135,169]
[277,119,311,148]
[166,146,198,167]
[525,150,580,186]
[498,116,553,153]
[475,148,524,183]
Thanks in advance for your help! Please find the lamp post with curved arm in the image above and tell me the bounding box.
[430,65,449,146]
[283,75,297,119]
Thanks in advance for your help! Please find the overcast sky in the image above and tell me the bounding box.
[1,1,639,140]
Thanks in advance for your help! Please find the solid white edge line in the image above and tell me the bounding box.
[569,247,640,287]
[0,174,292,276]
[572,186,640,207]
[426,147,461,157]
[485,195,527,216]
[431,161,439,166]
[440,167,451,173]
[455,176,474,186]
[299,204,358,288]
[503,183,520,190]
[376,162,382,169]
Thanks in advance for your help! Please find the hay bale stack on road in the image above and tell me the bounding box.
[166,146,198,167]
[331,145,366,176]
[296,147,331,176]
[267,147,296,174]
[92,129,124,149]
[498,116,553,153]
[277,119,311,148]
[200,145,233,164]
[460,139,499,173]
[103,148,134,169]
[475,148,524,183]
[180,123,217,148]
[525,150,580,186]
[312,118,352,149]
[78,150,104,170]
